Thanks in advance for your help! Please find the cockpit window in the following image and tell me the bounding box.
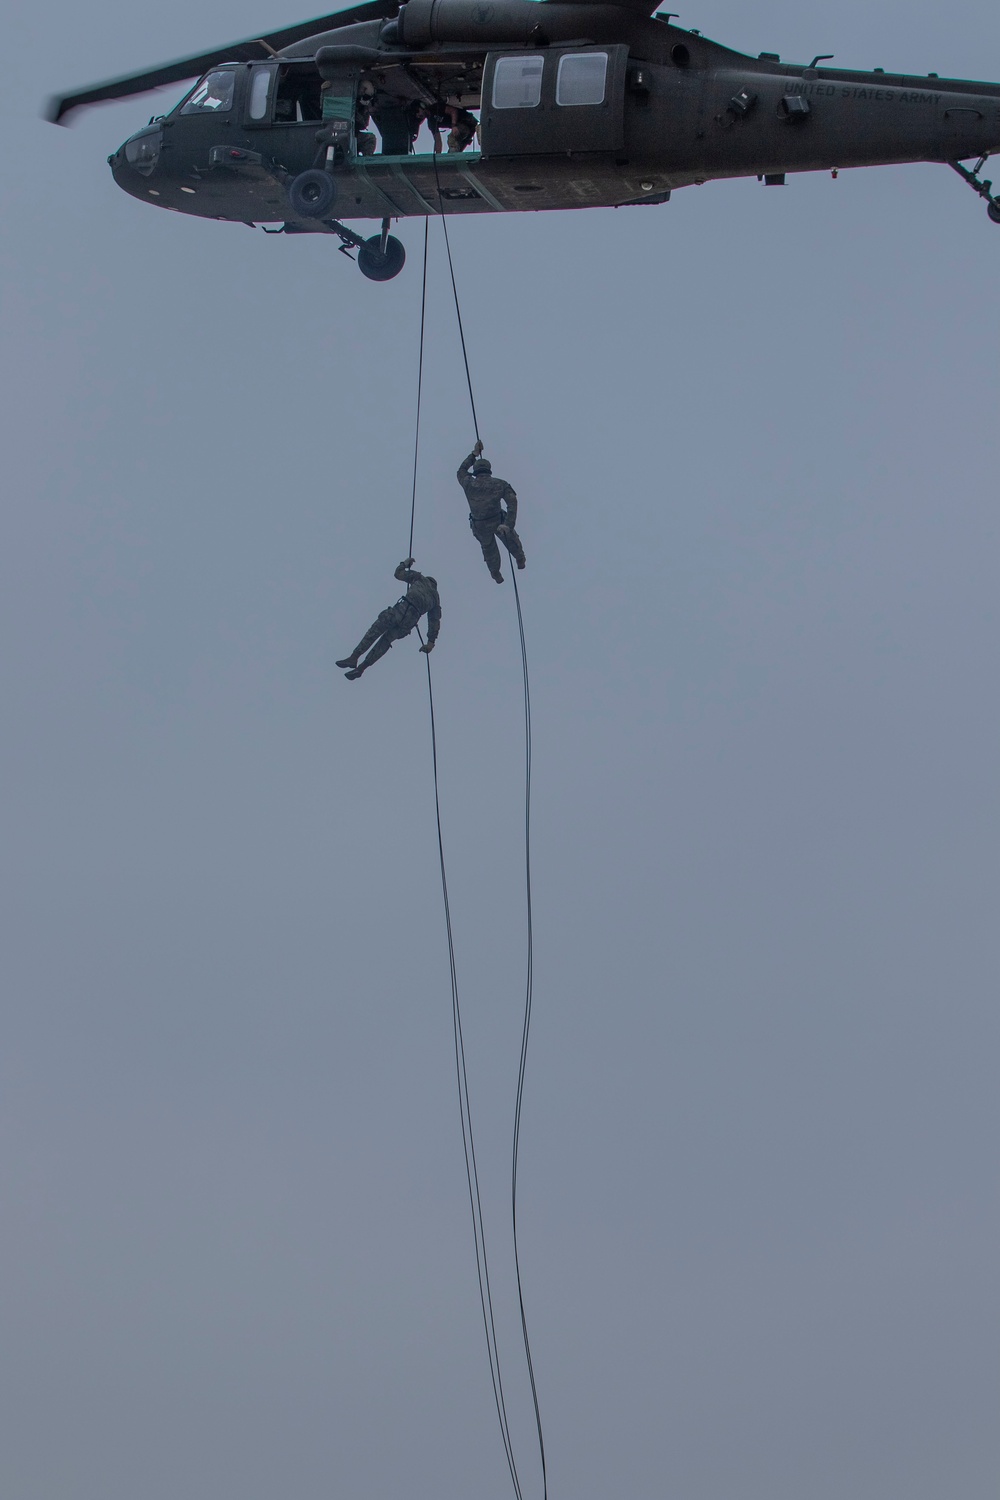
[492,56,544,109]
[181,70,236,114]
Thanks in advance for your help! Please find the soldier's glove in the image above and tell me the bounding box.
[496,524,509,538]
[400,557,415,568]
[419,641,435,654]
[473,440,484,456]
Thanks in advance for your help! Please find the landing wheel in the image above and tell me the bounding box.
[988,198,1000,224]
[357,233,406,281]
[288,169,337,219]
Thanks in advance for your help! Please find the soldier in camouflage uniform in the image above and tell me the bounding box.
[456,441,526,583]
[354,79,377,156]
[336,560,441,679]
[446,106,478,152]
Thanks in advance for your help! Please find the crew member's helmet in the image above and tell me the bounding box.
[472,458,492,476]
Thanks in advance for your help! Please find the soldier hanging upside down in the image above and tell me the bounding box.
[456,442,526,583]
[336,560,441,679]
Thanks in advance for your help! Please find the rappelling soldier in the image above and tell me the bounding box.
[336,559,441,679]
[456,441,526,583]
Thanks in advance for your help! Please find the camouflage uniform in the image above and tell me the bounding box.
[355,81,377,155]
[337,561,441,678]
[447,108,478,152]
[456,451,526,582]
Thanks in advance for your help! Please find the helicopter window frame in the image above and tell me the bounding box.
[248,64,276,121]
[273,62,325,124]
[180,69,237,116]
[492,55,545,110]
[555,51,609,107]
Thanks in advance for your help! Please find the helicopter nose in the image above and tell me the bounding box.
[109,144,129,192]
[109,144,138,199]
[112,124,163,189]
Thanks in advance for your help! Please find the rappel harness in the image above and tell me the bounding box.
[406,208,547,1500]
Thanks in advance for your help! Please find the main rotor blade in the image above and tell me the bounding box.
[543,0,663,12]
[46,0,398,124]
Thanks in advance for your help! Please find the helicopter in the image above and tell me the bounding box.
[49,0,1000,281]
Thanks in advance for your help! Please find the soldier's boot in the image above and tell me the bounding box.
[353,633,394,676]
[498,525,526,570]
[337,619,383,669]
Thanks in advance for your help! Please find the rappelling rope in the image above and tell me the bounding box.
[509,566,547,1500]
[407,218,430,562]
[434,200,548,1500]
[408,217,525,1500]
[433,156,481,445]
[421,650,524,1500]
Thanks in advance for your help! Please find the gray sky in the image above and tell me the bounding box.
[2,1,998,1496]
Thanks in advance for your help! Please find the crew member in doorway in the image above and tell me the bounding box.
[336,560,441,679]
[447,106,478,152]
[457,441,526,583]
[372,98,427,154]
[355,79,377,156]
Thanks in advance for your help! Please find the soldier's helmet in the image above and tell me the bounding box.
[472,458,492,476]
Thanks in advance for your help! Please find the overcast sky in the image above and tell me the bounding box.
[2,1,998,1497]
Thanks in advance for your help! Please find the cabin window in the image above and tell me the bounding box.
[181,71,236,115]
[492,56,544,110]
[248,66,275,120]
[274,64,324,123]
[556,52,609,106]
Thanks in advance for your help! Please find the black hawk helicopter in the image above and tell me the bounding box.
[49,0,1000,281]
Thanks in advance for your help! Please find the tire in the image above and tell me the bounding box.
[357,233,406,281]
[988,198,1000,225]
[288,169,337,219]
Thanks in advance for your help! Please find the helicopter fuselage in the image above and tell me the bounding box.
[102,11,1000,234]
